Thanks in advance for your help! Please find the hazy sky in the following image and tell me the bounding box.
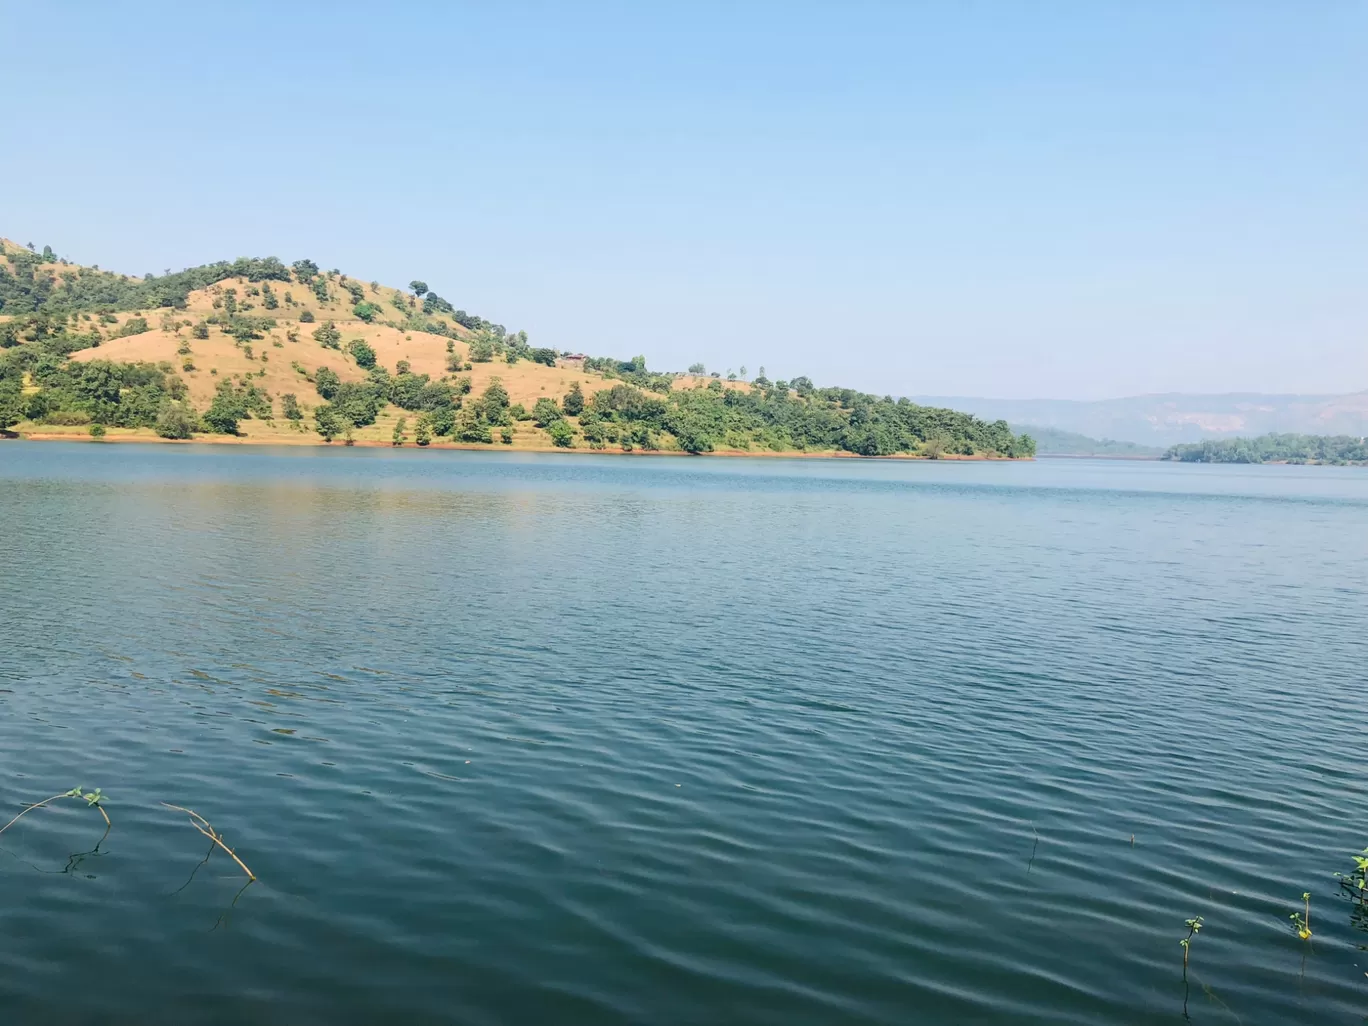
[3,2,1363,400]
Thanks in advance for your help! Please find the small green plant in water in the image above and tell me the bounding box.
[1335,848,1368,900]
[1290,892,1312,940]
[1180,916,1203,975]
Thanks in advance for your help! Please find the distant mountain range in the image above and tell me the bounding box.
[912,392,1368,447]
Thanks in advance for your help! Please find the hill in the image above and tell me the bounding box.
[914,392,1368,447]
[0,238,1034,458]
[1014,425,1162,458]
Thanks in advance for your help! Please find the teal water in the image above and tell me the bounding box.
[2,442,1367,1025]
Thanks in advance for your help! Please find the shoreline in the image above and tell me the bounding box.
[3,429,1026,461]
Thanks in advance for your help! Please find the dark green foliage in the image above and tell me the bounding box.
[314,404,345,441]
[113,316,150,338]
[480,379,510,423]
[563,381,584,417]
[532,396,563,428]
[0,376,23,429]
[192,320,209,339]
[409,281,428,297]
[299,309,316,323]
[314,367,341,400]
[547,419,575,447]
[262,282,279,310]
[155,401,197,439]
[281,393,302,421]
[467,332,495,362]
[292,259,319,285]
[500,426,514,444]
[352,301,381,323]
[415,416,432,446]
[89,423,106,439]
[226,315,275,342]
[328,380,386,427]
[348,338,377,368]
[0,249,291,317]
[311,276,330,303]
[203,381,247,434]
[530,347,558,367]
[344,281,365,305]
[1164,433,1368,465]
[422,292,454,316]
[312,321,341,349]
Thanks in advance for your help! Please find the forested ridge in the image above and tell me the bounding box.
[0,239,1035,458]
[1163,434,1368,465]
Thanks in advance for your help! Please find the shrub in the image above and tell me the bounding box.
[547,419,574,447]
[299,309,315,323]
[500,426,514,444]
[155,401,196,439]
[348,338,377,368]
[353,302,381,323]
[532,396,563,428]
[89,424,106,439]
[415,416,432,446]
[563,381,584,416]
[314,367,341,400]
[281,393,302,421]
[192,321,209,339]
[312,321,341,349]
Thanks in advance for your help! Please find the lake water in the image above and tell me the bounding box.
[2,442,1367,1025]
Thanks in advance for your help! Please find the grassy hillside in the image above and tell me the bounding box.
[0,238,1034,458]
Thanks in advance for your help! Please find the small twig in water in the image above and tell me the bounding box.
[161,803,256,881]
[1027,824,1040,873]
[0,787,109,839]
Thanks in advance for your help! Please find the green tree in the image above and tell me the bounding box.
[89,423,106,439]
[292,259,319,284]
[500,425,514,444]
[353,301,381,323]
[468,332,495,362]
[192,321,210,339]
[312,321,341,349]
[409,280,428,298]
[314,404,344,441]
[203,381,246,434]
[299,309,316,323]
[392,416,407,446]
[311,276,330,303]
[314,366,341,399]
[563,381,584,416]
[533,396,563,427]
[0,378,24,430]
[348,338,377,368]
[280,393,302,421]
[262,282,279,310]
[415,416,432,446]
[547,419,575,447]
[155,401,196,439]
[480,378,510,421]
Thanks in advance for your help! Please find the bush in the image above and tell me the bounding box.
[155,401,196,439]
[314,367,341,400]
[500,426,514,444]
[281,393,302,421]
[348,338,377,368]
[89,424,106,439]
[532,396,563,428]
[563,381,584,416]
[312,321,341,349]
[547,419,575,447]
[415,417,432,446]
[299,309,316,323]
[353,301,381,323]
[192,321,210,339]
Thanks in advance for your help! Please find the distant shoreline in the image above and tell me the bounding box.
[2,430,1029,461]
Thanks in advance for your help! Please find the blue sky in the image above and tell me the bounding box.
[3,2,1363,399]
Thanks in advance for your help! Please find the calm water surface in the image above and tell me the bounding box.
[2,442,1366,1025]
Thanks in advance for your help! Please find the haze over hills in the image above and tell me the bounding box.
[913,393,1368,447]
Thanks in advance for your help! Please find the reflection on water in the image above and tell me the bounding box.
[2,442,1368,1025]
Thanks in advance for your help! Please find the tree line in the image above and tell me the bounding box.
[1164,434,1368,465]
